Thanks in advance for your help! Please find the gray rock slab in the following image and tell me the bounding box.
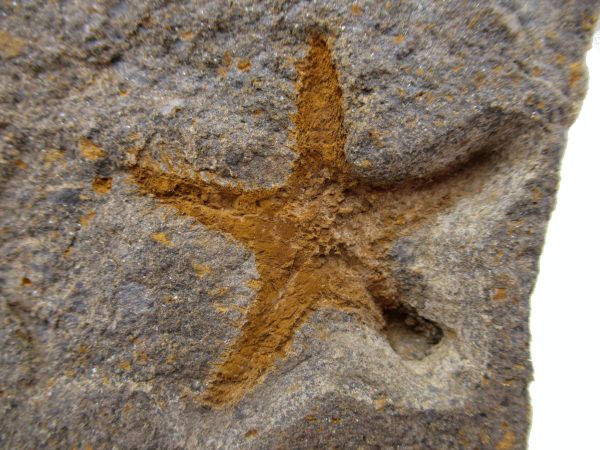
[1,1,598,448]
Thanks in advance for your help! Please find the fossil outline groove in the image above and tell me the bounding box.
[131,35,489,407]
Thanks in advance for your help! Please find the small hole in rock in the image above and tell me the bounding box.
[383,305,443,360]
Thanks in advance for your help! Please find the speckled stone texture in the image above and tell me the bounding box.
[1,1,598,449]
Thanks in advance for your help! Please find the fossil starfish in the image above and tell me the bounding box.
[131,35,486,407]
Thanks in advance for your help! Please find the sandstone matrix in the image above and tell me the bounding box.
[1,1,598,449]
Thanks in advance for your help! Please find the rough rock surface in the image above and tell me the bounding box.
[1,1,598,448]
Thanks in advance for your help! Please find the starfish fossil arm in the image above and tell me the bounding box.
[200,257,384,406]
[131,163,287,236]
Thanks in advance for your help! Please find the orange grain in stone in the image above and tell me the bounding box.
[218,50,233,76]
[472,71,486,87]
[130,35,491,407]
[581,13,599,32]
[495,423,516,450]
[92,176,113,194]
[493,288,507,301]
[192,262,212,277]
[0,31,26,58]
[212,303,231,314]
[152,232,175,247]
[208,287,230,298]
[568,61,585,89]
[79,138,107,161]
[76,344,89,354]
[223,50,232,66]
[237,58,252,71]
[351,4,362,15]
[80,211,95,227]
[458,428,471,447]
[481,432,491,446]
[136,351,148,365]
[181,31,195,41]
[246,279,262,289]
[44,149,64,164]
[374,398,387,411]
[244,429,259,438]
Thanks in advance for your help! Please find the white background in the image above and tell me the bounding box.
[529,30,600,449]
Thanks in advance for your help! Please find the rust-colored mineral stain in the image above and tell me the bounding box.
[131,35,488,407]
